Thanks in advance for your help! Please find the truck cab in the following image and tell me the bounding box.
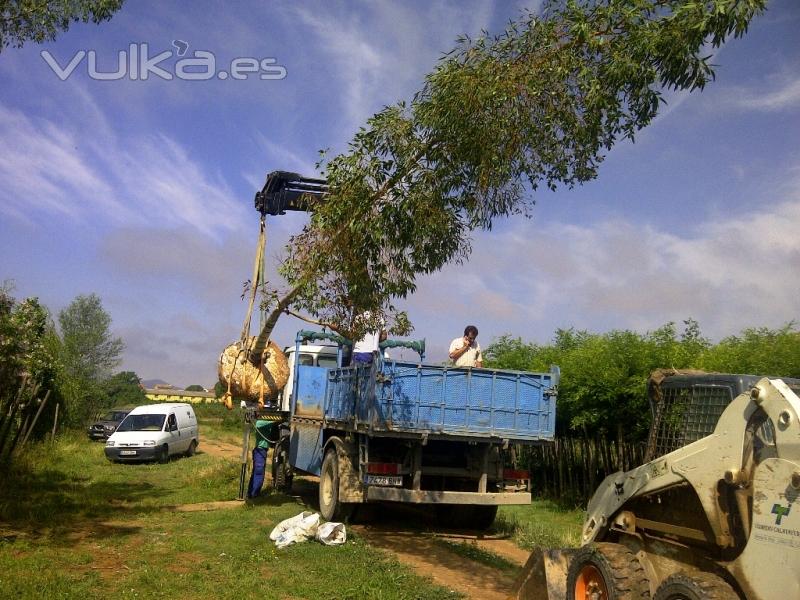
[279,343,343,412]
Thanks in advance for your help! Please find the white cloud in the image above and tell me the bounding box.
[0,96,246,237]
[402,185,800,359]
[732,76,800,111]
[291,0,498,135]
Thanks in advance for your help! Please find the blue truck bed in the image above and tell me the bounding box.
[293,359,557,441]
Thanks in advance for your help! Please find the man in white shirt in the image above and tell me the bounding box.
[448,325,483,368]
[351,311,387,365]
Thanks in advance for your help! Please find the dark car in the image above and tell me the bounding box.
[87,409,132,441]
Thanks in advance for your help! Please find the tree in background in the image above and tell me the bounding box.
[0,0,124,51]
[482,320,800,443]
[0,284,62,443]
[99,371,145,408]
[700,324,800,377]
[185,384,207,392]
[253,0,766,352]
[58,293,124,425]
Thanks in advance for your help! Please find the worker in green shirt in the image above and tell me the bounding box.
[247,418,274,498]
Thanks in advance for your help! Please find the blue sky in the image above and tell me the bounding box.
[1,1,798,388]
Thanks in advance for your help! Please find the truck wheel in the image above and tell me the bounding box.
[158,444,170,464]
[472,505,498,530]
[653,572,738,600]
[566,543,649,600]
[436,505,474,529]
[319,449,353,522]
[272,439,293,492]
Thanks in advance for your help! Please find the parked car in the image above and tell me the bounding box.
[87,408,132,441]
[105,403,199,463]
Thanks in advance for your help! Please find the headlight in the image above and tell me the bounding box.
[143,440,155,446]
[106,440,115,447]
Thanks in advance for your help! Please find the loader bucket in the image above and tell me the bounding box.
[509,548,574,600]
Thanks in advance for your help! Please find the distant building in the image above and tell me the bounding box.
[144,387,217,405]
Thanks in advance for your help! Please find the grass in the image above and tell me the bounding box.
[0,413,586,598]
[0,430,463,599]
[496,501,584,550]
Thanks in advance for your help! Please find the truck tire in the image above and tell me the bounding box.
[158,444,170,464]
[436,505,474,529]
[319,449,353,522]
[472,505,498,530]
[272,439,293,493]
[653,572,738,600]
[566,542,649,600]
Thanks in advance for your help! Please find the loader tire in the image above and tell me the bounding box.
[567,542,649,600]
[653,572,738,600]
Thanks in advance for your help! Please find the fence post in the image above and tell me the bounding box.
[20,390,51,448]
[51,402,60,441]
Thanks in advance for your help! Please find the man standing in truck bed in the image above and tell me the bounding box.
[449,325,483,368]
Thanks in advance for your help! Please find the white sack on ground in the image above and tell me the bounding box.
[316,521,346,546]
[269,511,321,548]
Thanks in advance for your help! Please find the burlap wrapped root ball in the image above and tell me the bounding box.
[218,338,289,405]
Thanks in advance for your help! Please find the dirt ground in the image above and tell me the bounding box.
[352,524,527,600]
[4,434,530,599]
[191,437,529,599]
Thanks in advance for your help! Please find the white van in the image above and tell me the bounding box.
[105,403,199,463]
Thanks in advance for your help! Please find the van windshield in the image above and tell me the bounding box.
[117,414,165,432]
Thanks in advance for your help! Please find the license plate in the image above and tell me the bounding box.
[120,450,137,456]
[366,475,402,486]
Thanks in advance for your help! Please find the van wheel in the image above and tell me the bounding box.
[185,440,197,457]
[158,444,170,464]
[319,449,352,522]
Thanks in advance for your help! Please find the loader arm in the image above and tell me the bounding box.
[583,378,800,550]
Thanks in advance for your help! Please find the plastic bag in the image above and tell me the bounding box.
[269,511,321,548]
[315,521,346,546]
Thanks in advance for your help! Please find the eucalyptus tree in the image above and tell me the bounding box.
[0,0,124,51]
[254,0,766,349]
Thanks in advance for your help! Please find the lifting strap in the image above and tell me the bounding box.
[223,218,268,409]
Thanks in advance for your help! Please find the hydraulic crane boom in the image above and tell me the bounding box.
[254,170,327,216]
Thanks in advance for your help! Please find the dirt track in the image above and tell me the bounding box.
[201,437,526,599]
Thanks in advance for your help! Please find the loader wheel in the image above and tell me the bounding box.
[653,572,738,600]
[567,543,649,600]
[319,449,353,522]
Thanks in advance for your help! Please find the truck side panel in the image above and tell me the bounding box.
[289,421,324,475]
[319,360,555,440]
[293,364,328,418]
[377,363,554,438]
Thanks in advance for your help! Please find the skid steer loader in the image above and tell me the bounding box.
[511,372,800,600]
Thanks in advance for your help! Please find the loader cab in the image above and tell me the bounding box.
[644,372,800,461]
